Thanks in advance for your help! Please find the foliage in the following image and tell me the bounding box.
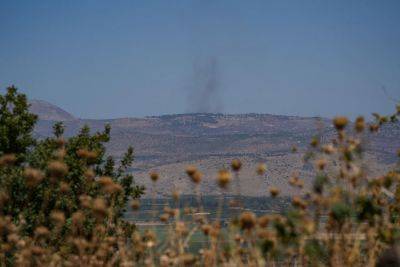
[0,86,144,265]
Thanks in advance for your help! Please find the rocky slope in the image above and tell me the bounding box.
[31,101,400,197]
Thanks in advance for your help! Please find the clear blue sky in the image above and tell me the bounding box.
[0,0,399,119]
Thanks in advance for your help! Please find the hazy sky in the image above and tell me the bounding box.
[0,1,399,119]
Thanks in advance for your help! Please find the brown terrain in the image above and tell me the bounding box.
[31,100,400,197]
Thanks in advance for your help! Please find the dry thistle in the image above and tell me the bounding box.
[76,149,98,161]
[23,167,44,187]
[201,224,212,236]
[269,186,280,197]
[315,158,327,170]
[258,215,270,228]
[186,168,202,184]
[34,226,50,237]
[322,144,336,154]
[239,211,257,230]
[175,221,188,236]
[159,213,169,223]
[54,148,66,159]
[289,176,298,186]
[92,198,108,218]
[55,138,66,147]
[84,168,95,181]
[172,189,180,201]
[310,137,319,147]
[0,154,16,167]
[98,176,113,187]
[369,124,379,132]
[130,199,140,211]
[185,165,197,177]
[79,195,92,208]
[50,210,65,225]
[47,161,68,177]
[98,176,122,194]
[355,116,365,132]
[217,169,231,188]
[231,159,242,172]
[257,163,267,175]
[71,211,85,228]
[333,116,349,130]
[292,196,306,209]
[149,171,159,182]
[59,182,70,193]
[192,171,202,184]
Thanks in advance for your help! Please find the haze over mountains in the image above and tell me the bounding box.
[31,100,400,197]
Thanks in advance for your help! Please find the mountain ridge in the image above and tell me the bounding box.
[31,100,400,197]
[29,99,76,121]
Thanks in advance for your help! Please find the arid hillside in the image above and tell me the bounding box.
[32,101,400,196]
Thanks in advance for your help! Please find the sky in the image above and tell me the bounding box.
[0,0,399,119]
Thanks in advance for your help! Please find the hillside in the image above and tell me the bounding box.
[30,99,76,121]
[32,101,400,197]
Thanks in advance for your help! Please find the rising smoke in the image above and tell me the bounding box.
[186,57,223,113]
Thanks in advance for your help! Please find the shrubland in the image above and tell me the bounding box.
[0,86,399,266]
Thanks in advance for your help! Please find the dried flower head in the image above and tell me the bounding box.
[172,189,180,201]
[159,213,169,222]
[310,137,319,148]
[71,211,85,226]
[333,116,349,130]
[48,161,68,177]
[130,199,140,211]
[369,124,379,132]
[217,170,231,188]
[355,116,365,132]
[201,224,212,236]
[257,163,267,175]
[185,165,197,177]
[231,159,242,172]
[76,149,98,161]
[149,171,159,182]
[84,169,95,180]
[315,158,327,170]
[239,211,256,230]
[0,154,16,167]
[50,210,65,225]
[79,195,92,208]
[186,166,202,184]
[23,167,44,187]
[175,221,188,236]
[54,148,66,159]
[59,182,70,193]
[322,144,336,154]
[92,198,108,218]
[34,226,50,237]
[269,186,280,197]
[258,215,270,228]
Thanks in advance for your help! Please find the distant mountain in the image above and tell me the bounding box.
[31,100,400,197]
[30,100,76,121]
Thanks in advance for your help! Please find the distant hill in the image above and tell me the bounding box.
[31,100,400,197]
[30,99,76,121]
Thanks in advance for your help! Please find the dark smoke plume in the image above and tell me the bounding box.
[186,57,223,113]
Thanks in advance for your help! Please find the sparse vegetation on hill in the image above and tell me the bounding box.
[0,86,399,266]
